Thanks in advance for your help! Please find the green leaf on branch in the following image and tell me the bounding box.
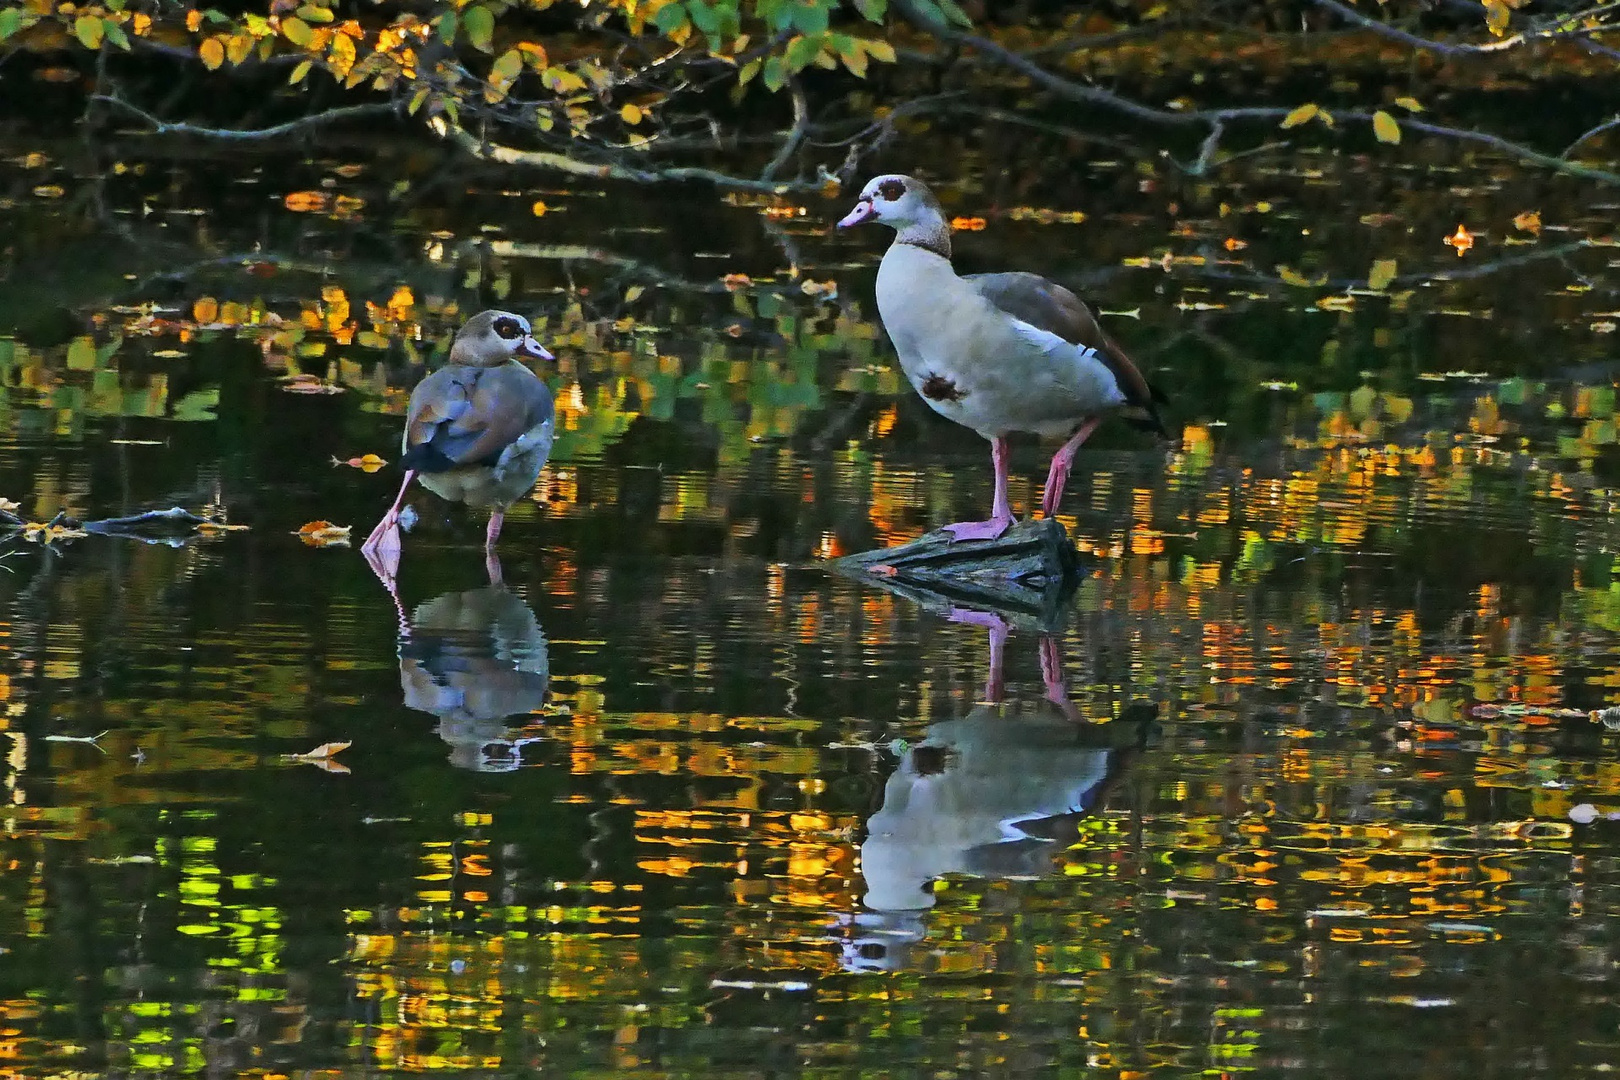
[0,9,22,40]
[653,2,688,34]
[854,0,887,21]
[762,53,786,91]
[102,17,130,49]
[74,14,104,49]
[490,47,523,85]
[784,33,822,73]
[281,16,312,45]
[434,9,457,44]
[462,5,494,52]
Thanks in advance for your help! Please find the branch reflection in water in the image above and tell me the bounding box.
[395,557,552,772]
[846,608,1156,973]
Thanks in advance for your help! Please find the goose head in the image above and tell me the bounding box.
[837,174,945,231]
[451,310,553,367]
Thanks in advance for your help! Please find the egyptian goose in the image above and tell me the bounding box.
[360,309,555,584]
[838,174,1168,540]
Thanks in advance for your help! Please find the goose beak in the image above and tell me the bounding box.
[837,199,875,228]
[518,336,553,361]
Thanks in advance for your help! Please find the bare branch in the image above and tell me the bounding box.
[760,78,809,182]
[441,122,820,193]
[92,94,393,140]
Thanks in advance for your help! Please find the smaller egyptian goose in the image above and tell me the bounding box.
[839,174,1168,540]
[360,310,555,584]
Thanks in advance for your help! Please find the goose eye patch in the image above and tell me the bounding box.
[492,317,524,340]
[877,180,905,201]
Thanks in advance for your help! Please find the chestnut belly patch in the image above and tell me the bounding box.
[919,372,966,402]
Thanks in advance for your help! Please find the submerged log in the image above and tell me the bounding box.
[834,517,1081,632]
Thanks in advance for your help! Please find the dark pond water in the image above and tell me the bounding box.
[4,128,1620,1078]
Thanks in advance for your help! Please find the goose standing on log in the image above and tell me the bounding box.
[361,310,556,587]
[838,174,1168,541]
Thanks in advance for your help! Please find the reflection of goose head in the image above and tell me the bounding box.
[398,584,550,772]
[859,701,1118,914]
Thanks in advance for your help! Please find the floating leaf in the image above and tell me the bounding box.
[290,740,350,759]
[721,273,753,290]
[283,190,330,212]
[1277,265,1329,287]
[950,216,986,231]
[1444,224,1475,256]
[330,454,387,472]
[1372,110,1401,144]
[1394,96,1423,113]
[1368,259,1398,291]
[531,199,547,216]
[1513,209,1542,235]
[295,520,353,545]
[624,285,645,303]
[1279,103,1319,129]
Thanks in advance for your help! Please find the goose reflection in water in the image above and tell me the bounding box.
[844,609,1155,973]
[396,557,551,772]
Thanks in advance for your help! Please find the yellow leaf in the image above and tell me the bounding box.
[289,58,311,84]
[281,16,311,45]
[185,9,202,32]
[132,12,150,34]
[1513,209,1541,235]
[199,35,224,69]
[1372,110,1401,144]
[1368,259,1398,291]
[620,102,643,124]
[226,32,253,64]
[1280,103,1319,129]
[866,38,895,63]
[531,199,547,216]
[625,285,645,303]
[193,297,220,324]
[1393,96,1423,113]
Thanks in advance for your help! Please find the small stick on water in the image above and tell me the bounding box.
[44,730,110,754]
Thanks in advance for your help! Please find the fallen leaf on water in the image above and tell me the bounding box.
[1513,209,1542,235]
[295,520,352,546]
[800,279,838,298]
[1371,110,1401,145]
[331,454,387,472]
[1593,321,1618,334]
[1444,224,1475,256]
[283,190,331,213]
[196,520,250,533]
[288,740,351,759]
[279,373,344,395]
[23,522,88,544]
[1393,96,1424,113]
[950,216,987,231]
[284,740,352,773]
[721,273,753,291]
[1223,236,1248,251]
[1368,258,1398,291]
[1277,265,1329,287]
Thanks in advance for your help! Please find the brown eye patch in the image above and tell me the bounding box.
[492,316,524,340]
[877,179,906,201]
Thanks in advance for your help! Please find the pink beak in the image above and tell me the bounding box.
[518,336,553,361]
[837,199,875,228]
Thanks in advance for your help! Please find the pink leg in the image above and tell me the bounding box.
[1039,635,1082,722]
[360,469,416,590]
[1041,417,1102,519]
[485,511,505,585]
[949,607,1010,703]
[941,436,1015,541]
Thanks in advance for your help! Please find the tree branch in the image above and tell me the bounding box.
[441,121,820,193]
[92,94,394,140]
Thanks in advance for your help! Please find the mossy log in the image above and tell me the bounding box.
[834,517,1081,632]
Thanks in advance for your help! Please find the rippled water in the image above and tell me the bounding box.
[4,131,1620,1077]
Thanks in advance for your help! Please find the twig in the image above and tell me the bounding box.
[44,731,110,754]
[760,78,809,182]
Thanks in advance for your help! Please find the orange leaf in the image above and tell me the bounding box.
[1443,224,1475,256]
[1513,210,1541,235]
[294,520,352,546]
[950,216,987,231]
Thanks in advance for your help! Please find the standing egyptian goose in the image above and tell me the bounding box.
[838,174,1167,540]
[360,310,555,585]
